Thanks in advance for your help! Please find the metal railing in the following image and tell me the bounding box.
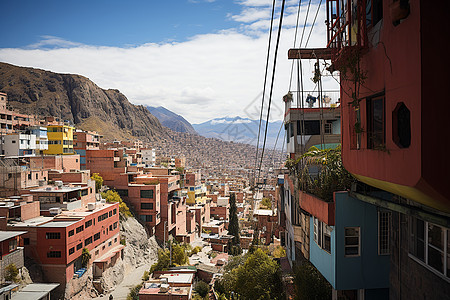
[287,90,340,109]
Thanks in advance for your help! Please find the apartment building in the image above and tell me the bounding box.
[283,0,450,298]
[0,92,37,135]
[73,130,100,170]
[7,201,121,286]
[44,122,75,155]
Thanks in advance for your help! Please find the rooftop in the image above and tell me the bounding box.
[0,231,27,242]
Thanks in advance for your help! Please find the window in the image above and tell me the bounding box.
[113,208,117,215]
[378,211,391,255]
[68,229,74,237]
[47,251,61,258]
[367,94,385,149]
[28,174,31,180]
[9,239,17,252]
[116,189,128,197]
[141,203,153,210]
[113,222,118,230]
[345,227,360,256]
[69,247,75,255]
[313,217,332,253]
[98,212,108,222]
[297,120,320,135]
[84,236,93,246]
[76,243,82,250]
[366,0,383,28]
[24,238,30,245]
[76,225,84,233]
[94,232,100,241]
[85,219,92,228]
[109,211,112,217]
[46,232,61,239]
[140,190,154,199]
[410,216,450,278]
[140,215,153,222]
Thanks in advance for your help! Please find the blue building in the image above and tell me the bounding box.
[309,191,390,299]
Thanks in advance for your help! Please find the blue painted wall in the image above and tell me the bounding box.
[310,219,336,287]
[309,191,390,291]
[334,191,390,290]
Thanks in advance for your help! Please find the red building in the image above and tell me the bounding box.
[7,202,121,285]
[73,130,101,170]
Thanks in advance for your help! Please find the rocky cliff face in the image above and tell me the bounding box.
[147,106,197,134]
[0,62,164,141]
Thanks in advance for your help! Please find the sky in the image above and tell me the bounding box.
[0,0,338,124]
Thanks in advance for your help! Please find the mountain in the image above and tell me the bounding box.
[0,62,164,141]
[193,116,284,149]
[146,106,196,134]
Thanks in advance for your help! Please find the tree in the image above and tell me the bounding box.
[4,263,19,282]
[217,248,284,300]
[127,283,143,300]
[272,246,286,258]
[194,280,210,298]
[102,190,132,217]
[81,248,91,267]
[91,173,103,192]
[261,197,272,209]
[149,242,189,274]
[294,261,332,300]
[228,193,241,255]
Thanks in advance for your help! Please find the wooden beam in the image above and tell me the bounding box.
[288,48,333,60]
[350,192,450,228]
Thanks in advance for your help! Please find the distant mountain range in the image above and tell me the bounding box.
[146,106,197,134]
[193,116,284,149]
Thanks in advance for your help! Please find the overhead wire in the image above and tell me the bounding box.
[257,0,287,183]
[288,0,303,92]
[254,0,277,183]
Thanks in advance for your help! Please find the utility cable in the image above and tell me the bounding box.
[255,0,277,182]
[304,0,323,47]
[288,0,303,92]
[258,0,287,182]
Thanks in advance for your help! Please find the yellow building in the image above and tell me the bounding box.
[44,124,75,155]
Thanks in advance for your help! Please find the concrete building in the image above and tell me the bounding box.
[0,231,27,281]
[44,121,75,155]
[0,133,37,156]
[73,130,100,170]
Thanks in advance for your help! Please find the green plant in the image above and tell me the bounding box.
[120,238,126,246]
[294,261,331,300]
[4,263,19,282]
[272,246,286,258]
[286,145,354,202]
[81,248,91,267]
[127,283,143,300]
[102,190,132,217]
[91,173,103,192]
[354,121,364,133]
[261,197,272,209]
[194,280,210,298]
[142,270,149,281]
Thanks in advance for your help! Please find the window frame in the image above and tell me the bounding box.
[378,210,391,255]
[367,93,385,149]
[409,216,450,280]
[344,227,361,257]
[140,189,154,199]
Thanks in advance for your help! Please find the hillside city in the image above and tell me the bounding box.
[0,1,449,300]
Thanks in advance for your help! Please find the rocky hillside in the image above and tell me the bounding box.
[0,62,164,141]
[147,105,197,134]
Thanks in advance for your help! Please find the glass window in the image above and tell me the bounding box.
[69,247,75,255]
[68,230,74,237]
[46,232,61,239]
[141,202,153,210]
[140,215,153,222]
[47,251,61,258]
[76,225,84,233]
[428,223,444,273]
[345,227,360,256]
[379,211,391,255]
[85,219,92,228]
[94,232,101,241]
[76,243,82,250]
[140,190,154,199]
[367,95,385,149]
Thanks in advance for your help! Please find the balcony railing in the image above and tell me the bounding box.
[287,90,340,109]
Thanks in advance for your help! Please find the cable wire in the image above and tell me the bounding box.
[257,0,287,182]
[255,0,277,180]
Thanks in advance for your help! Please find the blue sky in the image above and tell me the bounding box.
[1,0,242,48]
[0,0,337,123]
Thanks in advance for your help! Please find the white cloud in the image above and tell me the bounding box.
[0,0,337,124]
[211,118,253,125]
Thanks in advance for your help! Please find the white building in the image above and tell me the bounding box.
[1,133,37,156]
[141,149,156,167]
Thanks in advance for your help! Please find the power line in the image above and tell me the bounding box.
[288,0,303,91]
[257,0,287,182]
[305,0,323,47]
[255,0,277,178]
